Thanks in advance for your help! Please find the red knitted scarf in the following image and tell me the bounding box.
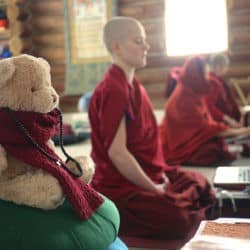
[0,108,103,220]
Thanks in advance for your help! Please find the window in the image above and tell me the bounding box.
[165,0,228,56]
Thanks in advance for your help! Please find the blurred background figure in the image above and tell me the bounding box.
[78,91,93,112]
[206,53,241,128]
[160,56,250,166]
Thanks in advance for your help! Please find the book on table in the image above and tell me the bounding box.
[181,218,250,250]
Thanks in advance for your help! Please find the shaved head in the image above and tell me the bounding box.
[103,16,142,53]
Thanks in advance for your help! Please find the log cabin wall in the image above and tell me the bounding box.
[29,0,250,110]
[227,0,250,99]
[29,0,66,96]
[7,0,33,56]
[0,0,32,57]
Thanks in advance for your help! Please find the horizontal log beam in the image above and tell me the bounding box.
[143,82,165,97]
[227,63,250,77]
[142,19,165,35]
[32,33,65,47]
[30,1,64,15]
[147,34,166,53]
[59,95,81,113]
[50,63,66,76]
[229,13,250,27]
[230,32,250,46]
[228,0,250,9]
[119,1,164,20]
[136,67,168,84]
[53,80,65,94]
[34,47,65,62]
[119,0,164,5]
[32,16,64,32]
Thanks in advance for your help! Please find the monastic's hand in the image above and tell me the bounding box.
[241,127,250,135]
[155,183,166,194]
[154,173,169,194]
[230,119,241,128]
[223,115,241,128]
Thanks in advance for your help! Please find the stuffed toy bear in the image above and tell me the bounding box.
[0,54,96,212]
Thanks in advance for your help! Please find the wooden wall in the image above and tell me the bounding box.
[29,0,250,110]
[29,0,66,95]
[120,0,250,108]
[7,0,33,56]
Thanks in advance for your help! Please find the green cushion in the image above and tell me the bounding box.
[0,197,119,250]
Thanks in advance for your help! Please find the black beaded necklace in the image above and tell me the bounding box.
[3,107,83,178]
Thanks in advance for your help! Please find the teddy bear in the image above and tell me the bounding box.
[0,54,95,211]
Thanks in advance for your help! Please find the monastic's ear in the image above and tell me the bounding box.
[0,59,15,86]
[110,40,121,54]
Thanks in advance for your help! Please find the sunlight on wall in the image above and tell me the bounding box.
[165,0,228,56]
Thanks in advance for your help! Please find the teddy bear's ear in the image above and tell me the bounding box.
[37,57,51,72]
[0,59,15,86]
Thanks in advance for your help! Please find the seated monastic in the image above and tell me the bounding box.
[160,56,250,166]
[89,17,215,240]
[206,53,241,127]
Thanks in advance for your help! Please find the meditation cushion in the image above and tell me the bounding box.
[107,237,128,250]
[0,197,119,250]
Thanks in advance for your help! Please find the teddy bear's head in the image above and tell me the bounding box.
[0,54,58,113]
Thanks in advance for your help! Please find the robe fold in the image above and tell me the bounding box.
[160,57,236,166]
[89,64,215,239]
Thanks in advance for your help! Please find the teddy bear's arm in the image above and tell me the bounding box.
[72,156,95,184]
[0,145,8,175]
[0,169,64,209]
[47,139,56,150]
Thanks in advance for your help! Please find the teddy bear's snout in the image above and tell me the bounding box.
[51,93,57,103]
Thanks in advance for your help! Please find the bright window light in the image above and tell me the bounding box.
[165,0,228,56]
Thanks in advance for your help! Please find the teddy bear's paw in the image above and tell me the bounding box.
[0,170,64,210]
[47,139,56,151]
[40,194,65,210]
[31,170,65,209]
[73,155,95,183]
[0,145,8,174]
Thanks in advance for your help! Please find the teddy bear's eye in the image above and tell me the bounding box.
[31,87,35,92]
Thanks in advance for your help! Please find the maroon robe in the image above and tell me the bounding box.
[160,57,236,166]
[89,64,215,239]
[206,72,241,122]
[206,73,250,157]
